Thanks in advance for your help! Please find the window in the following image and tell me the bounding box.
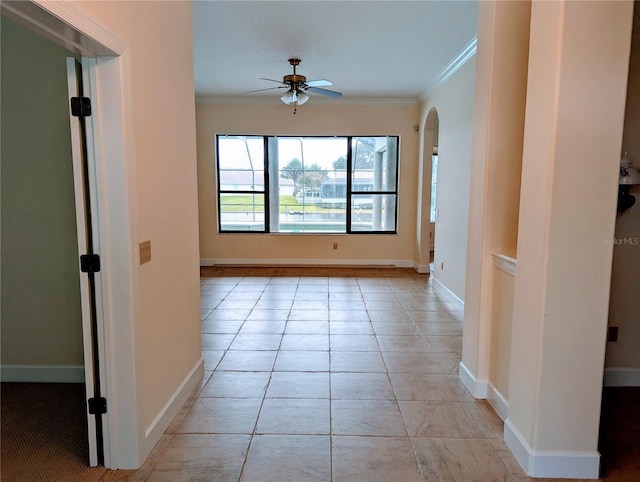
[216,135,399,234]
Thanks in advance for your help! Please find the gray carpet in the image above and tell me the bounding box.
[1,382,108,481]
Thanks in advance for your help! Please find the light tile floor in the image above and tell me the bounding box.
[139,267,535,481]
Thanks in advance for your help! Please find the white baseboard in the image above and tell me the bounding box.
[432,276,464,305]
[491,252,517,277]
[201,258,414,268]
[603,367,640,387]
[487,382,509,421]
[458,361,488,399]
[143,357,204,457]
[413,261,430,274]
[504,419,600,479]
[1,364,85,383]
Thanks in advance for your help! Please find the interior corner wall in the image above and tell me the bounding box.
[70,1,202,430]
[461,0,530,400]
[606,0,640,374]
[0,16,84,371]
[421,58,476,301]
[196,102,420,266]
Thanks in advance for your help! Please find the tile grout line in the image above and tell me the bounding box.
[235,277,284,482]
[379,276,430,481]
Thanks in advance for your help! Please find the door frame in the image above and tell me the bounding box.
[1,0,143,469]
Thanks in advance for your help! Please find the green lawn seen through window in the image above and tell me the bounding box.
[220,195,356,214]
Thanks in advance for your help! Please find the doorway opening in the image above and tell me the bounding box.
[420,107,439,274]
[0,15,107,478]
[1,0,141,471]
[598,1,640,477]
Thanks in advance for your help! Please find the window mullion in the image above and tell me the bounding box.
[263,136,270,233]
[346,136,353,233]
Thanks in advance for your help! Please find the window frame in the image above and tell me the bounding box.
[216,134,400,234]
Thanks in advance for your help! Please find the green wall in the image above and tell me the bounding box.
[1,17,84,369]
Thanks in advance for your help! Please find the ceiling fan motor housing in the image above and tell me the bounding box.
[285,58,305,90]
[283,74,307,90]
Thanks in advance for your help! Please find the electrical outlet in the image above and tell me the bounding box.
[139,240,151,264]
[607,326,618,342]
[333,242,338,250]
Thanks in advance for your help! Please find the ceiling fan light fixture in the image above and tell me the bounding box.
[297,91,309,105]
[280,90,294,104]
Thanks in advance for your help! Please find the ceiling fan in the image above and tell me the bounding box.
[246,58,342,109]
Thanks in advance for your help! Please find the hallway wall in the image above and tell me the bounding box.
[420,58,477,301]
[69,0,202,438]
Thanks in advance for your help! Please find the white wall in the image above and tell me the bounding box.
[196,101,420,267]
[1,17,84,374]
[420,59,476,301]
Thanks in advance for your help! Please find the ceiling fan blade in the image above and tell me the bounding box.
[259,78,286,85]
[307,86,342,98]
[245,86,287,94]
[306,79,333,87]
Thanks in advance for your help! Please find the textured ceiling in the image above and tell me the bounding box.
[192,1,478,102]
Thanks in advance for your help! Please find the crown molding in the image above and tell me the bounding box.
[195,95,418,106]
[419,35,477,102]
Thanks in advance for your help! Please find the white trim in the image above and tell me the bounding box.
[487,382,509,421]
[1,365,85,383]
[33,0,127,54]
[200,258,413,268]
[432,276,465,305]
[92,53,143,470]
[458,361,488,399]
[195,95,418,106]
[143,358,204,457]
[603,367,640,386]
[491,252,517,277]
[1,1,126,56]
[413,261,430,274]
[504,419,600,479]
[503,419,531,475]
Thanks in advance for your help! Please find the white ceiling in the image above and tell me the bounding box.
[192,1,478,102]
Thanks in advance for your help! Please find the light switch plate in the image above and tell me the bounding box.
[139,240,151,264]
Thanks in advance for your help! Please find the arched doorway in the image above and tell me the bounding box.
[418,107,439,274]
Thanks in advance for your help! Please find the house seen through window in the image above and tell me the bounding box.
[216,136,399,234]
